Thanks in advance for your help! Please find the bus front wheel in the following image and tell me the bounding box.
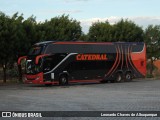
[59,75,68,85]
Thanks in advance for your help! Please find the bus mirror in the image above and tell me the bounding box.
[18,56,27,65]
[35,54,49,64]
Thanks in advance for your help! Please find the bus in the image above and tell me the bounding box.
[18,41,146,85]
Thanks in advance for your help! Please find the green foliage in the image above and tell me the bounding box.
[39,14,82,41]
[7,64,19,78]
[79,33,88,41]
[88,19,144,42]
[144,25,160,76]
[88,21,113,42]
[144,25,160,59]
[146,74,154,78]
[113,19,144,42]
[147,61,158,71]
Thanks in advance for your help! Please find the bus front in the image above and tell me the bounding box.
[18,41,52,85]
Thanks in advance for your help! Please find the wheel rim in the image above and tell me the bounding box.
[117,74,122,82]
[126,74,131,80]
[60,76,68,85]
[61,77,67,84]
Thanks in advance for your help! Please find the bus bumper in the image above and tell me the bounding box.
[25,72,45,84]
[24,73,58,85]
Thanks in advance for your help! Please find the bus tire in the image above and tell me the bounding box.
[110,80,115,83]
[100,80,107,83]
[59,75,68,85]
[45,84,52,87]
[115,73,124,83]
[125,72,132,82]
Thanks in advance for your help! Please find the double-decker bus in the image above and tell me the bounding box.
[18,41,146,85]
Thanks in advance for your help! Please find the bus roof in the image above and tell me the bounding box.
[35,41,54,46]
[34,41,144,46]
[39,41,145,54]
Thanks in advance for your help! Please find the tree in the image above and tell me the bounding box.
[88,21,113,42]
[79,32,89,41]
[40,15,82,41]
[113,19,144,42]
[0,12,40,83]
[0,12,20,82]
[144,25,160,75]
[88,19,144,42]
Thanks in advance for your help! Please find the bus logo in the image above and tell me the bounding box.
[76,54,108,61]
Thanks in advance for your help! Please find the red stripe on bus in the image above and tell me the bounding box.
[54,42,113,45]
[69,79,101,83]
[105,46,119,76]
[18,56,27,65]
[128,46,138,73]
[121,45,124,70]
[110,45,121,76]
[35,54,49,64]
[126,47,129,69]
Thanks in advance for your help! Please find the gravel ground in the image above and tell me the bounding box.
[0,79,160,120]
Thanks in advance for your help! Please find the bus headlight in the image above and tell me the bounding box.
[24,77,27,81]
[35,76,40,80]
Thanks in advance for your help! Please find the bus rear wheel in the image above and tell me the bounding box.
[59,75,68,85]
[115,73,124,83]
[125,72,132,82]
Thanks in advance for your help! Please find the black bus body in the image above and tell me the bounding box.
[18,41,146,85]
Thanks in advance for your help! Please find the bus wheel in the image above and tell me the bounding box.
[115,73,123,83]
[125,72,132,82]
[59,75,68,85]
[45,84,52,87]
[100,80,106,83]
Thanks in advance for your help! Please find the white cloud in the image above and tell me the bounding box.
[80,16,160,34]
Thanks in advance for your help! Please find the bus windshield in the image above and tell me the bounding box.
[25,59,43,74]
[28,46,44,55]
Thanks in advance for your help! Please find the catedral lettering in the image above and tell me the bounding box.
[76,54,107,61]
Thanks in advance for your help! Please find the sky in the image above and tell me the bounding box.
[0,0,160,33]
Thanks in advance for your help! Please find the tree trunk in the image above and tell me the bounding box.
[150,58,154,75]
[2,64,7,83]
